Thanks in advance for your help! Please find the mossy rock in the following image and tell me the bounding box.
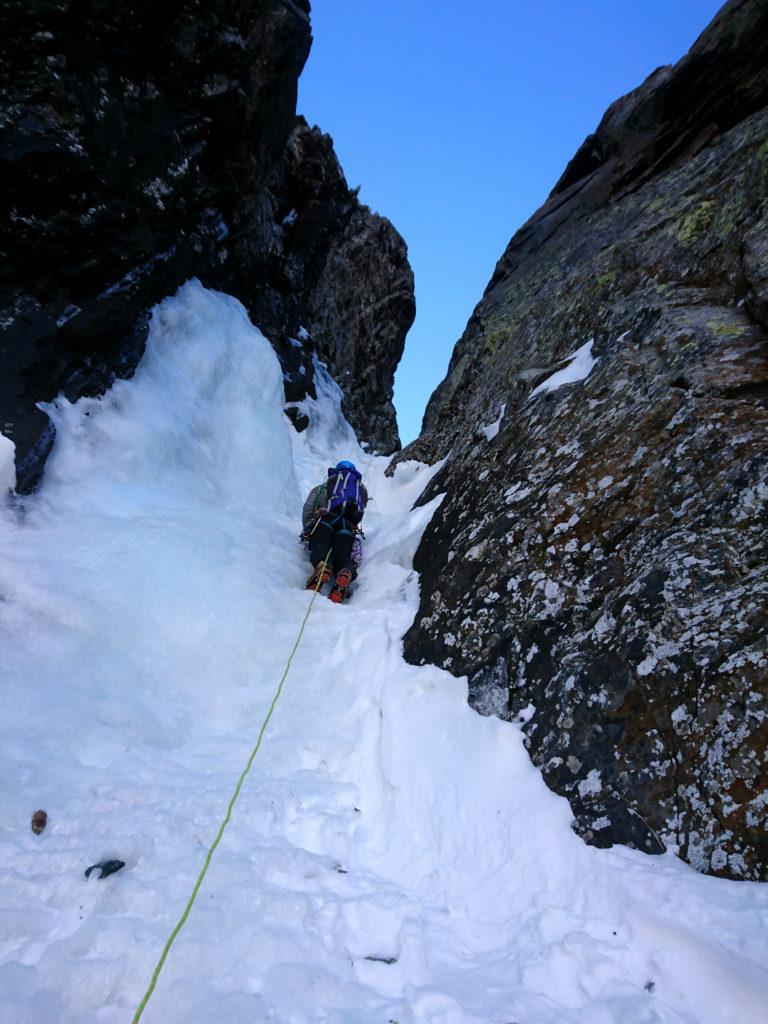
[483,326,508,354]
[596,268,619,288]
[706,320,745,337]
[670,200,716,244]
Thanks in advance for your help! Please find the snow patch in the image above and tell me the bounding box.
[504,481,532,504]
[480,403,506,440]
[578,769,603,797]
[517,703,536,724]
[0,433,16,495]
[529,339,597,398]
[593,610,616,641]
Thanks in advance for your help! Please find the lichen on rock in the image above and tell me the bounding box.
[398,0,768,880]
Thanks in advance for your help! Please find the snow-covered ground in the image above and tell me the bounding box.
[1,281,767,1024]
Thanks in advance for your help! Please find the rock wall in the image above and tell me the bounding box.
[1,1,413,492]
[267,118,414,454]
[398,0,768,880]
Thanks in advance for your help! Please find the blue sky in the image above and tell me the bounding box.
[298,1,723,445]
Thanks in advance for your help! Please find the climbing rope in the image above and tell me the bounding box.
[132,553,331,1023]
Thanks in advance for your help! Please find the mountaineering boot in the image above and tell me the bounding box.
[328,568,353,603]
[306,562,331,591]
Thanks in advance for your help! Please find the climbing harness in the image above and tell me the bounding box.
[131,552,331,1023]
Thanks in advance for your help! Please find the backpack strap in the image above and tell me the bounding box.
[328,469,348,508]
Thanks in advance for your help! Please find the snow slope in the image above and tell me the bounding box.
[1,281,767,1024]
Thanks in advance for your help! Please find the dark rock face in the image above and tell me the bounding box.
[1,1,413,491]
[1,0,311,490]
[398,0,768,880]
[266,118,415,454]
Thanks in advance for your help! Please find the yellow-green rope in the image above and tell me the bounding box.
[132,555,330,1023]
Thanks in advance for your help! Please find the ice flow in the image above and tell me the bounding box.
[1,281,767,1024]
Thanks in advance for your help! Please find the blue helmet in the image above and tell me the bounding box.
[335,459,357,471]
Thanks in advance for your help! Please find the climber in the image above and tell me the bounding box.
[302,460,368,602]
